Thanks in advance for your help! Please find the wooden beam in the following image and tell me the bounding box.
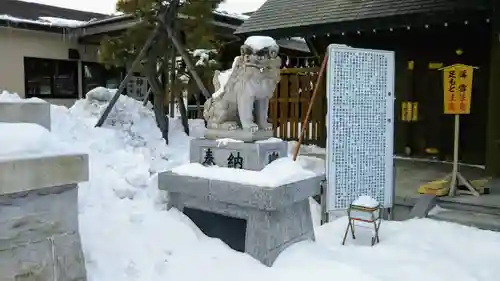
[304,37,320,57]
[95,24,161,127]
[161,19,211,99]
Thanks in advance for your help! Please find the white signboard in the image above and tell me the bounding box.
[126,76,148,100]
[326,45,395,211]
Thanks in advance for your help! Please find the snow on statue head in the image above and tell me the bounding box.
[203,36,281,135]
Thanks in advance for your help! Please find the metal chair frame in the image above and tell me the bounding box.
[342,203,381,246]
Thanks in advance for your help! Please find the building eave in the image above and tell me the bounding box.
[236,9,493,38]
[73,13,243,39]
[0,18,68,34]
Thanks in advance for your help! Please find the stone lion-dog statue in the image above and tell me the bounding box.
[203,37,282,132]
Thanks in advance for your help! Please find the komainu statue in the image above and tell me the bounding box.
[203,37,281,132]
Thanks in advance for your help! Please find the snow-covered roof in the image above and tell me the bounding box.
[0,14,91,28]
[0,0,106,29]
[213,9,250,21]
[244,36,278,50]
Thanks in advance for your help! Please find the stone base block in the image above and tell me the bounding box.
[0,184,86,280]
[0,101,51,130]
[190,138,287,171]
[0,154,89,195]
[159,171,323,266]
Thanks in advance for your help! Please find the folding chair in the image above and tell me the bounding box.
[342,203,381,246]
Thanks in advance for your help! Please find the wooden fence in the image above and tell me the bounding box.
[269,67,327,146]
[182,67,328,146]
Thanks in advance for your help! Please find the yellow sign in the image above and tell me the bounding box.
[401,101,418,122]
[412,102,418,121]
[441,64,475,114]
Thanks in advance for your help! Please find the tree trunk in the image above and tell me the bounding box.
[145,51,170,144]
[170,46,190,135]
[168,47,176,118]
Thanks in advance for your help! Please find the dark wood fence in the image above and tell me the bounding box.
[269,67,326,146]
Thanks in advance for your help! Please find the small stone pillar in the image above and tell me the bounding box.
[0,101,51,130]
[0,153,89,280]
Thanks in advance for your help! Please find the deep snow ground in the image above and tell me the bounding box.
[2,88,500,281]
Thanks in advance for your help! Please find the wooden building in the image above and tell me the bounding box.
[235,0,500,176]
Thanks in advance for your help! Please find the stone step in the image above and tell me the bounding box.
[428,207,500,232]
[437,198,500,216]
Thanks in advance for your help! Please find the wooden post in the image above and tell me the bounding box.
[292,55,328,161]
[142,88,152,106]
[449,114,460,195]
[143,59,167,106]
[448,114,479,196]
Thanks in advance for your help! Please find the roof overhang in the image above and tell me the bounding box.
[236,9,492,38]
[72,13,242,40]
[0,18,68,34]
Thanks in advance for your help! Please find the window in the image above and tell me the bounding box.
[82,62,124,94]
[24,57,78,99]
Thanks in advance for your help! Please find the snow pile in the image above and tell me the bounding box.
[0,91,77,158]
[0,123,78,158]
[277,218,500,281]
[54,87,205,174]
[212,57,239,99]
[3,88,500,281]
[293,155,325,176]
[0,123,77,158]
[256,137,283,143]
[191,49,218,67]
[288,140,326,156]
[352,195,379,208]
[0,90,45,102]
[215,138,243,146]
[244,36,278,50]
[172,157,318,187]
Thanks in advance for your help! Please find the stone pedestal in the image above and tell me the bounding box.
[0,154,89,280]
[0,101,51,130]
[159,171,322,266]
[190,138,288,171]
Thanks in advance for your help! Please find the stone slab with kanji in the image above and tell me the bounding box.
[190,138,288,171]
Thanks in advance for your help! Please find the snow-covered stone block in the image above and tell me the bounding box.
[159,171,322,266]
[190,138,287,171]
[0,101,51,130]
[0,154,89,280]
[0,154,89,194]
